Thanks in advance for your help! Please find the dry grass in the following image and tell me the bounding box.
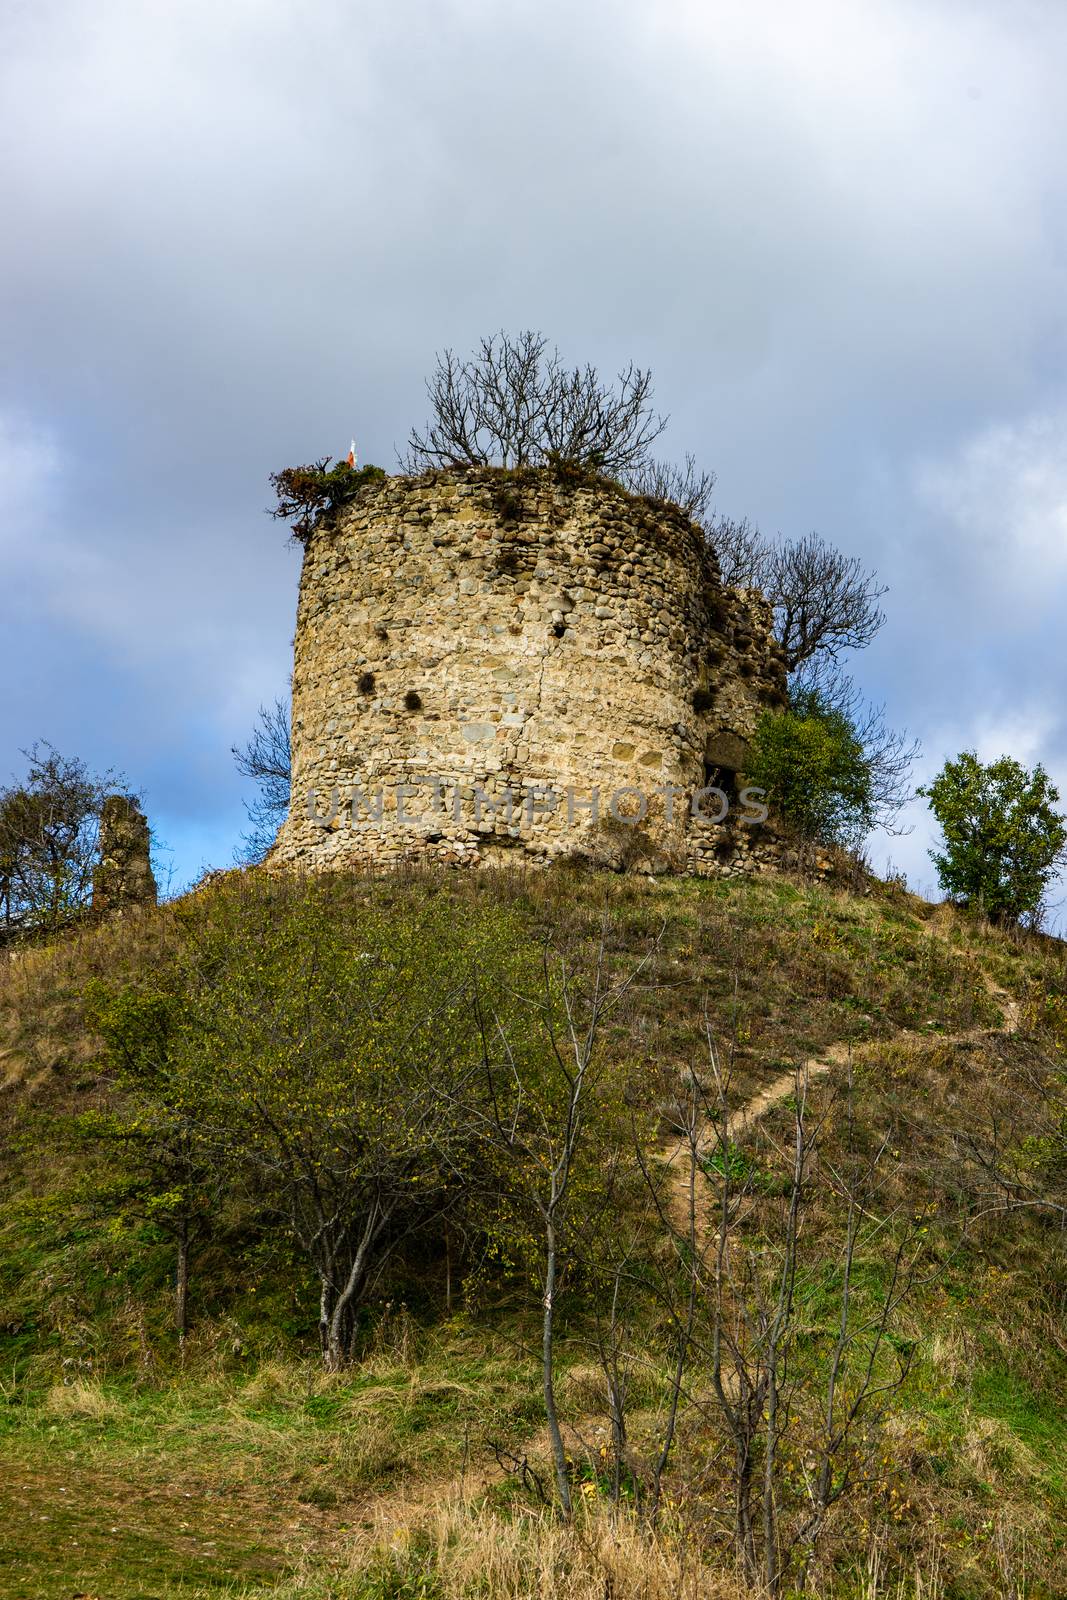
[0,899,182,1089]
[241,1497,962,1600]
[42,1375,127,1421]
[292,1497,744,1600]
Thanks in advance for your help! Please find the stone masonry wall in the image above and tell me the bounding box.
[92,795,158,912]
[270,468,788,875]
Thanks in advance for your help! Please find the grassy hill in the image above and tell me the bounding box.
[0,865,1064,1599]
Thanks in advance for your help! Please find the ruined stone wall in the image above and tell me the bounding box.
[92,795,157,912]
[270,468,788,875]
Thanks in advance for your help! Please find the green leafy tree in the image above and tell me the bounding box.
[82,984,216,1340]
[91,878,539,1368]
[746,689,876,848]
[0,744,121,936]
[919,752,1067,925]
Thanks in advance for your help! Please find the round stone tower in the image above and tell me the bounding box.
[270,468,788,874]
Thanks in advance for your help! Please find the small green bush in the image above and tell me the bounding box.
[746,688,875,847]
[270,458,387,540]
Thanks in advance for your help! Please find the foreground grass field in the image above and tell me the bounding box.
[1,865,1065,1598]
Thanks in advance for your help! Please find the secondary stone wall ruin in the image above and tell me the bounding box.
[270,468,789,875]
[91,795,158,912]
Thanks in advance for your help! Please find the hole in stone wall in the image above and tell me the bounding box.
[703,590,727,627]
[705,764,739,808]
[692,687,715,713]
[374,624,389,641]
[404,689,423,711]
[358,671,376,694]
[491,486,526,524]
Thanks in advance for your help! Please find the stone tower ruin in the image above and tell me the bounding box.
[92,794,158,912]
[270,468,788,875]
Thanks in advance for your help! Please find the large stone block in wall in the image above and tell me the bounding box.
[705,731,752,773]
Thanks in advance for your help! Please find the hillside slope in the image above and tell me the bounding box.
[0,866,1064,1600]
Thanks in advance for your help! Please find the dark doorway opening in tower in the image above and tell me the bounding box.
[704,762,739,812]
[703,761,740,864]
[702,733,751,829]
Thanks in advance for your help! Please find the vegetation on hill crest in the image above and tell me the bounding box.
[1,864,1064,1598]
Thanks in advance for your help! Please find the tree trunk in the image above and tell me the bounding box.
[736,1443,758,1584]
[445,1230,452,1315]
[542,1216,572,1516]
[321,1205,387,1370]
[318,1273,332,1364]
[763,1378,782,1596]
[175,1218,189,1343]
[325,1290,357,1371]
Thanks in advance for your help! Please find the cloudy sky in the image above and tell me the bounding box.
[3,0,1066,902]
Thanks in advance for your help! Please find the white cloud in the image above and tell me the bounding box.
[0,413,60,543]
[2,0,1067,882]
[968,706,1062,770]
[914,412,1067,593]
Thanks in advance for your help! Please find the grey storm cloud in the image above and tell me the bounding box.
[2,0,1067,897]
